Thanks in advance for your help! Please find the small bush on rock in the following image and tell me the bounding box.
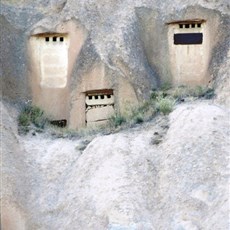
[156,97,175,115]
[110,115,126,128]
[171,85,215,101]
[18,105,48,134]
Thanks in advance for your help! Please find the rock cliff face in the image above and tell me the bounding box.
[1,0,229,102]
[1,100,229,229]
[1,0,230,229]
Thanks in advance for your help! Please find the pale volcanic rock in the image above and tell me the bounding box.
[1,101,229,229]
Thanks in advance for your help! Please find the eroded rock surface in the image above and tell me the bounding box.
[1,0,229,102]
[1,0,229,229]
[1,100,229,229]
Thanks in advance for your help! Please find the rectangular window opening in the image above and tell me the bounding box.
[50,119,67,128]
[174,33,203,45]
[191,24,195,28]
[179,24,183,29]
[60,37,64,42]
[45,37,49,42]
[85,90,115,127]
[185,24,190,28]
[53,37,57,42]
[197,23,201,28]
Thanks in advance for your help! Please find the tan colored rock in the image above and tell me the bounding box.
[1,201,26,230]
[168,20,212,86]
[86,105,114,122]
[69,62,138,129]
[28,19,87,120]
[1,1,229,130]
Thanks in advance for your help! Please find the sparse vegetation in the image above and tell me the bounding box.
[109,101,155,129]
[160,81,172,91]
[108,84,214,130]
[18,85,214,137]
[171,85,215,101]
[18,105,48,134]
[133,115,144,124]
[110,115,126,127]
[156,97,175,115]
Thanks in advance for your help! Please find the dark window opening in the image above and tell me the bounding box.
[101,95,104,99]
[60,37,64,42]
[191,24,195,28]
[174,33,203,45]
[88,96,92,100]
[197,23,201,28]
[50,119,67,128]
[107,95,111,98]
[45,37,49,42]
[95,95,98,99]
[179,24,183,28]
[185,24,190,28]
[53,37,57,42]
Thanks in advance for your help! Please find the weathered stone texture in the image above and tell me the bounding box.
[1,101,229,229]
[0,1,229,229]
[1,0,229,103]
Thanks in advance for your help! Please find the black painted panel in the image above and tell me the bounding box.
[174,33,203,45]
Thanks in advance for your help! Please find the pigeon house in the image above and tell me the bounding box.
[167,19,211,85]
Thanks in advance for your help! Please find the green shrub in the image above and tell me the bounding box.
[191,86,215,99]
[160,82,172,91]
[171,85,190,100]
[156,97,175,115]
[170,85,215,101]
[203,87,215,99]
[150,90,159,100]
[133,115,144,124]
[110,115,126,128]
[18,112,30,127]
[192,86,205,97]
[18,105,47,134]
